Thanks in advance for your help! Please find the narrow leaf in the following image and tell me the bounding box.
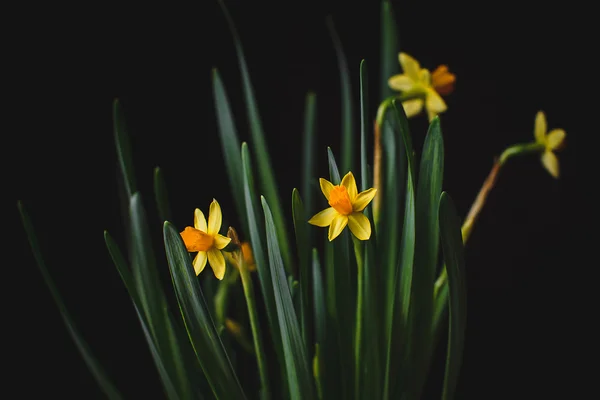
[113,98,136,198]
[409,116,444,397]
[163,222,247,399]
[261,197,314,399]
[218,0,292,274]
[18,202,123,400]
[292,188,312,355]
[439,193,467,400]
[359,59,369,192]
[326,16,354,173]
[212,68,248,237]
[154,166,172,223]
[301,91,317,218]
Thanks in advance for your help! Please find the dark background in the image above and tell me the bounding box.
[9,0,584,398]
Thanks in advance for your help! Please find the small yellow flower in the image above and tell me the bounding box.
[180,199,231,280]
[308,172,377,241]
[534,111,566,178]
[388,52,456,121]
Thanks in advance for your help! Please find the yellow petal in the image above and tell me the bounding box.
[207,248,226,280]
[399,52,421,81]
[193,251,208,276]
[214,234,232,250]
[402,99,424,118]
[319,178,335,200]
[348,213,371,240]
[388,74,414,91]
[340,171,358,201]
[419,68,432,86]
[207,199,222,236]
[534,111,547,144]
[352,188,377,212]
[308,207,338,227]
[541,151,559,178]
[546,129,565,151]
[328,214,348,241]
[425,89,447,121]
[194,208,207,232]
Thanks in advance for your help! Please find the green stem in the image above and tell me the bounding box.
[433,141,545,296]
[352,237,365,400]
[239,259,271,399]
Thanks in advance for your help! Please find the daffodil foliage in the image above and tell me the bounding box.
[19,1,565,400]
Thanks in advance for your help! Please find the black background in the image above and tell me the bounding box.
[9,0,585,398]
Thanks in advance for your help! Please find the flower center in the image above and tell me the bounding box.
[431,65,456,96]
[328,186,353,215]
[180,226,214,252]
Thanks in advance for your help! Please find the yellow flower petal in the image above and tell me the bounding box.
[402,99,424,118]
[399,53,421,81]
[340,172,358,201]
[308,207,338,227]
[319,178,335,200]
[546,129,566,151]
[425,88,447,121]
[388,74,414,91]
[194,208,207,232]
[193,251,208,276]
[328,214,348,241]
[207,199,222,236]
[214,234,232,250]
[541,151,559,178]
[534,111,547,144]
[419,68,432,86]
[348,212,371,240]
[352,188,377,212]
[207,248,226,280]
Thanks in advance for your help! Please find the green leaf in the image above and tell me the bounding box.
[359,59,369,193]
[113,98,136,198]
[292,188,312,355]
[439,193,467,400]
[104,230,138,306]
[218,0,292,275]
[409,116,444,398]
[163,222,247,399]
[241,142,287,396]
[301,92,317,219]
[154,166,172,223]
[18,202,123,400]
[261,197,314,400]
[326,147,341,184]
[380,0,400,100]
[212,68,248,238]
[326,16,354,174]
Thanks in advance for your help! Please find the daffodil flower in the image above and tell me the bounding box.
[388,52,456,121]
[534,111,566,178]
[180,199,231,280]
[308,172,377,241]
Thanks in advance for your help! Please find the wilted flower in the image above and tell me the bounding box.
[534,111,566,178]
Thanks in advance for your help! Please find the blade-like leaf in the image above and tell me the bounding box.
[326,16,354,174]
[104,230,138,306]
[218,0,292,274]
[163,222,247,399]
[301,92,317,219]
[113,98,136,198]
[261,197,314,399]
[380,0,400,100]
[18,202,123,400]
[359,59,369,193]
[409,116,444,398]
[241,142,287,396]
[154,166,172,223]
[292,188,311,355]
[439,193,467,400]
[212,68,248,238]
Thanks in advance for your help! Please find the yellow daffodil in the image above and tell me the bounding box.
[180,199,231,280]
[308,172,377,241]
[534,111,566,178]
[388,52,456,121]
